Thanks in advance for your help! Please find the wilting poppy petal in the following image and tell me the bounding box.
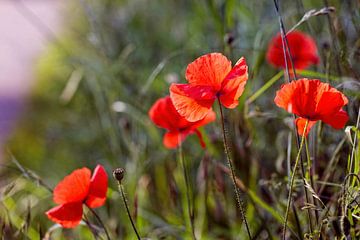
[267,31,319,70]
[186,53,231,90]
[170,84,216,122]
[53,168,91,204]
[46,202,83,228]
[295,118,317,136]
[219,57,248,108]
[321,109,349,129]
[163,131,181,148]
[85,165,108,208]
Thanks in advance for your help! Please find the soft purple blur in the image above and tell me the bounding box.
[0,0,62,159]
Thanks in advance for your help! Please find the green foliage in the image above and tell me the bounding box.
[1,0,360,239]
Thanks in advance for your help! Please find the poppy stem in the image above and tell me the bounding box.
[282,120,309,240]
[86,205,111,240]
[178,141,196,239]
[117,182,141,240]
[83,212,99,239]
[304,137,319,227]
[217,99,252,239]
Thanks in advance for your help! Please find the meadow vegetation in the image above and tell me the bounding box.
[1,0,359,239]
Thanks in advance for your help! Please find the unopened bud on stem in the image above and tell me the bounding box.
[113,168,125,182]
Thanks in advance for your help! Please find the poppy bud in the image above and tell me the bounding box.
[113,168,125,182]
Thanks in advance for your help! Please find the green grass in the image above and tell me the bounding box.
[1,0,359,239]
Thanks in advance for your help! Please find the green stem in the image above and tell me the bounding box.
[246,71,283,105]
[217,99,252,239]
[282,120,308,240]
[304,138,319,229]
[178,140,196,239]
[117,183,141,240]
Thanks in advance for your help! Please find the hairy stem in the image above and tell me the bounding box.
[117,183,141,240]
[217,99,252,239]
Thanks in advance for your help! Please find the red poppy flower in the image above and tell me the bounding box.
[267,31,319,70]
[274,78,349,136]
[46,165,108,228]
[170,53,248,122]
[149,96,216,148]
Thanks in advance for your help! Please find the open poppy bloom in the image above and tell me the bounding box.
[170,53,248,122]
[46,165,108,228]
[149,96,215,148]
[267,31,319,71]
[274,78,349,136]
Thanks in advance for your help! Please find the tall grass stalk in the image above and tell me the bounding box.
[217,99,252,239]
[282,120,308,239]
[178,140,196,239]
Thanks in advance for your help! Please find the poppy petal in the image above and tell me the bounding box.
[163,131,181,149]
[186,53,231,90]
[219,57,248,108]
[295,118,317,136]
[53,168,91,204]
[316,91,349,117]
[149,96,191,131]
[170,83,216,122]
[46,202,83,228]
[275,79,320,117]
[85,165,108,208]
[274,81,299,114]
[190,109,216,130]
[194,129,206,148]
[321,109,349,129]
[267,31,319,70]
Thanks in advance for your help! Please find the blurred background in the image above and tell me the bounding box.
[0,0,62,160]
[0,0,359,239]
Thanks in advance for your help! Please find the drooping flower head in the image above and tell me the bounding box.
[170,53,248,122]
[46,165,108,228]
[267,31,319,71]
[149,96,215,148]
[274,78,349,136]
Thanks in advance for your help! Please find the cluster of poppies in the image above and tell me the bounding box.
[149,30,349,148]
[46,31,349,229]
